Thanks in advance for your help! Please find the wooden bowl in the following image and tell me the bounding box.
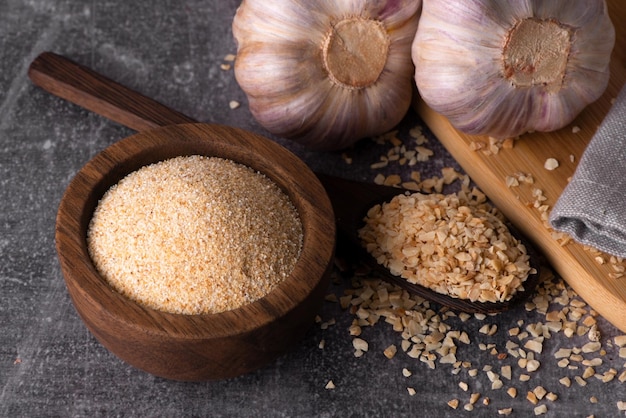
[55,123,336,381]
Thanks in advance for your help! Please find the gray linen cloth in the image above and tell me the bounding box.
[549,85,626,258]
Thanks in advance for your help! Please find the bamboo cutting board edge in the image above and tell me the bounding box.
[415,1,626,332]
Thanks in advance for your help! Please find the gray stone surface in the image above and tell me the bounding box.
[1,1,625,417]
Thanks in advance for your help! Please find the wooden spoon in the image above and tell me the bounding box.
[28,52,540,313]
[317,174,541,313]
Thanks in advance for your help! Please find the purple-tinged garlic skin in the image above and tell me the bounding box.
[233,0,421,151]
[412,0,615,139]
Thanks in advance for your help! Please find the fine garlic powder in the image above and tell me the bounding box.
[87,155,303,315]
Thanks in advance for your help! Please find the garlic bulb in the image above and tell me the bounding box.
[232,0,421,150]
[412,0,615,139]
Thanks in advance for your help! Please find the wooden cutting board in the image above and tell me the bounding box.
[415,0,626,332]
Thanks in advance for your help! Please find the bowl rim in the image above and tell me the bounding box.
[55,123,336,340]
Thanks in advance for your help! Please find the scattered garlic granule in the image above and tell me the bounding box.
[544,158,559,170]
[384,344,397,359]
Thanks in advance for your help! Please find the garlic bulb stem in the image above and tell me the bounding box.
[502,18,571,93]
[322,18,390,90]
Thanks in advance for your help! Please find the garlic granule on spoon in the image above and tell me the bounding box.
[412,0,615,139]
[358,192,534,303]
[232,0,421,150]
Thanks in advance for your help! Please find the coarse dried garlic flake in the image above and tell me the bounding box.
[447,399,460,409]
[359,192,532,303]
[544,158,559,170]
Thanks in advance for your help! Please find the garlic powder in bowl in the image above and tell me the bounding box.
[87,155,303,315]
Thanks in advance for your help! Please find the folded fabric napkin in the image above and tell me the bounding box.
[549,85,626,258]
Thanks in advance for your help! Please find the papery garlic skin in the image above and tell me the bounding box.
[412,0,615,139]
[233,0,421,150]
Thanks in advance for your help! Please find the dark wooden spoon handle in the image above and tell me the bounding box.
[28,52,195,131]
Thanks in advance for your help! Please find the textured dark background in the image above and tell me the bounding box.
[1,1,624,417]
